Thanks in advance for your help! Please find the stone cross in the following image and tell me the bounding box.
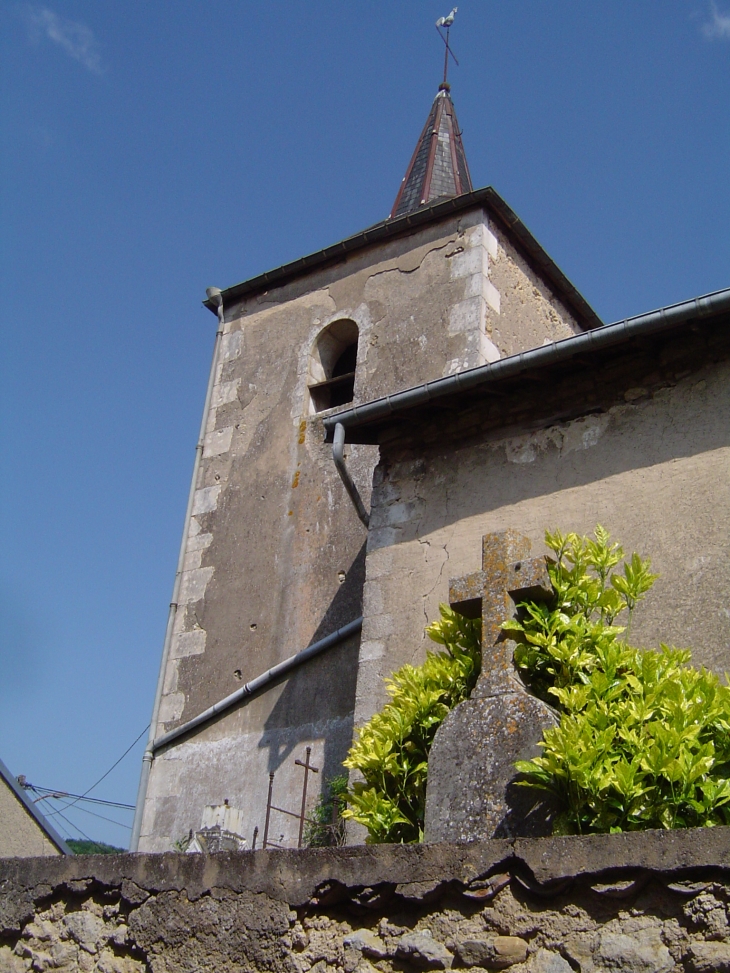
[448,529,554,698]
[424,530,558,843]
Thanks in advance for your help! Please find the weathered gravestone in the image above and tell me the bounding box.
[424,530,559,842]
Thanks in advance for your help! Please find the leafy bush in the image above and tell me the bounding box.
[509,526,730,834]
[342,606,481,843]
[304,774,349,847]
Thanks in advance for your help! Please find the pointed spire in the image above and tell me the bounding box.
[390,84,473,219]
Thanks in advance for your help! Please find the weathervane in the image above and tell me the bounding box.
[435,7,459,89]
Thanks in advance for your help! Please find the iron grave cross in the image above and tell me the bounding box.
[424,530,558,842]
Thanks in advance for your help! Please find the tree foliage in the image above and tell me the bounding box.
[342,606,481,843]
[66,839,125,855]
[510,526,730,834]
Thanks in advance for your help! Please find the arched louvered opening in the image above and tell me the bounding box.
[308,320,359,413]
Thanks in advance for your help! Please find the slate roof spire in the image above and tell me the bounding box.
[390,83,473,219]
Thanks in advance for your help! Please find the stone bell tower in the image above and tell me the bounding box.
[132,75,598,852]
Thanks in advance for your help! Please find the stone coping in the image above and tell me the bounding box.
[3,828,730,922]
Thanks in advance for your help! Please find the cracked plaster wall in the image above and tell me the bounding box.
[356,359,730,728]
[486,224,582,359]
[142,205,592,853]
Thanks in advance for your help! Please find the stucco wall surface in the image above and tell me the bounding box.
[0,782,60,860]
[141,206,585,852]
[486,222,581,359]
[3,830,730,972]
[357,356,730,726]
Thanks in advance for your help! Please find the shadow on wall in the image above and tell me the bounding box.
[256,543,367,783]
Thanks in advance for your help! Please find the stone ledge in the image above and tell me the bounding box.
[5,831,730,973]
[2,827,730,921]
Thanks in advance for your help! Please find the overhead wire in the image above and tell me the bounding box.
[30,786,135,810]
[53,807,94,842]
[28,785,94,842]
[44,799,132,831]
[21,726,148,842]
[51,724,149,815]
[50,812,73,841]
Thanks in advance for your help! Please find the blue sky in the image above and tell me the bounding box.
[1,1,729,848]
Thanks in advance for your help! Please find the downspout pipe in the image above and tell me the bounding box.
[130,287,225,852]
[151,616,363,753]
[333,422,370,527]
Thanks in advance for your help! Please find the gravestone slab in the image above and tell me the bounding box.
[424,530,558,842]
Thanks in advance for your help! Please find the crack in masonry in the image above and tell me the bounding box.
[423,544,450,625]
[417,526,452,632]
[417,538,434,634]
[365,240,457,283]
[424,543,451,631]
[412,497,436,632]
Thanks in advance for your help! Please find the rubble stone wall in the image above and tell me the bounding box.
[4,830,730,972]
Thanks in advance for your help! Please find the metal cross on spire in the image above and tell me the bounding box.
[435,7,459,88]
[389,5,472,219]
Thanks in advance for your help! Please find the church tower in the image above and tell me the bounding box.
[132,72,599,852]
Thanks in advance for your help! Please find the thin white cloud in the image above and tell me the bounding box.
[703,1,730,39]
[25,6,102,73]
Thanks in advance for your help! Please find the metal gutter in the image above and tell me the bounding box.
[151,617,364,754]
[130,290,225,851]
[203,186,603,332]
[323,286,730,443]
[0,757,72,855]
[332,423,369,527]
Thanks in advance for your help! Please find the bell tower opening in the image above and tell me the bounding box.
[308,320,359,413]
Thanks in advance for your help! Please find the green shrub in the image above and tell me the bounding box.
[509,526,730,834]
[342,606,481,843]
[304,774,349,847]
